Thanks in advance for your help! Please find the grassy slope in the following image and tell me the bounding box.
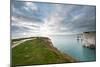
[12,37,75,66]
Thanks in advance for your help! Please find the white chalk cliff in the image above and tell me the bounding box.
[82,31,96,48]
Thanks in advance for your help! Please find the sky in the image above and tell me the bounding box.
[11,1,96,38]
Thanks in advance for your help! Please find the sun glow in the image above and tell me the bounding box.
[40,20,51,37]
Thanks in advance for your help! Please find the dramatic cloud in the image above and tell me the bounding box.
[11,1,96,38]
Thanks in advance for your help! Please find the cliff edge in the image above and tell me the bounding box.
[12,37,75,66]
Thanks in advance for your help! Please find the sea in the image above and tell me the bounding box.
[50,35,96,62]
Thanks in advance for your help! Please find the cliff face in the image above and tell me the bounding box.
[82,32,96,48]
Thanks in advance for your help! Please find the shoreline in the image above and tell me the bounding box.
[12,37,76,66]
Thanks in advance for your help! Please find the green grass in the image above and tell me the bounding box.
[12,37,75,66]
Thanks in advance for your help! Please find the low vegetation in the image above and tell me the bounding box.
[12,37,75,66]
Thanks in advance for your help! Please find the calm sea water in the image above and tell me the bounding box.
[50,35,96,62]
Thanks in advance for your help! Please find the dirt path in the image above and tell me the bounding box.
[12,38,33,48]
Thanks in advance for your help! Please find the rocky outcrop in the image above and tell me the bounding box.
[82,31,96,49]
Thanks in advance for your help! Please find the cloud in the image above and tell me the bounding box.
[42,4,96,35]
[11,1,96,38]
[23,2,37,13]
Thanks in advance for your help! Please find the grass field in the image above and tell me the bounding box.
[12,37,75,66]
